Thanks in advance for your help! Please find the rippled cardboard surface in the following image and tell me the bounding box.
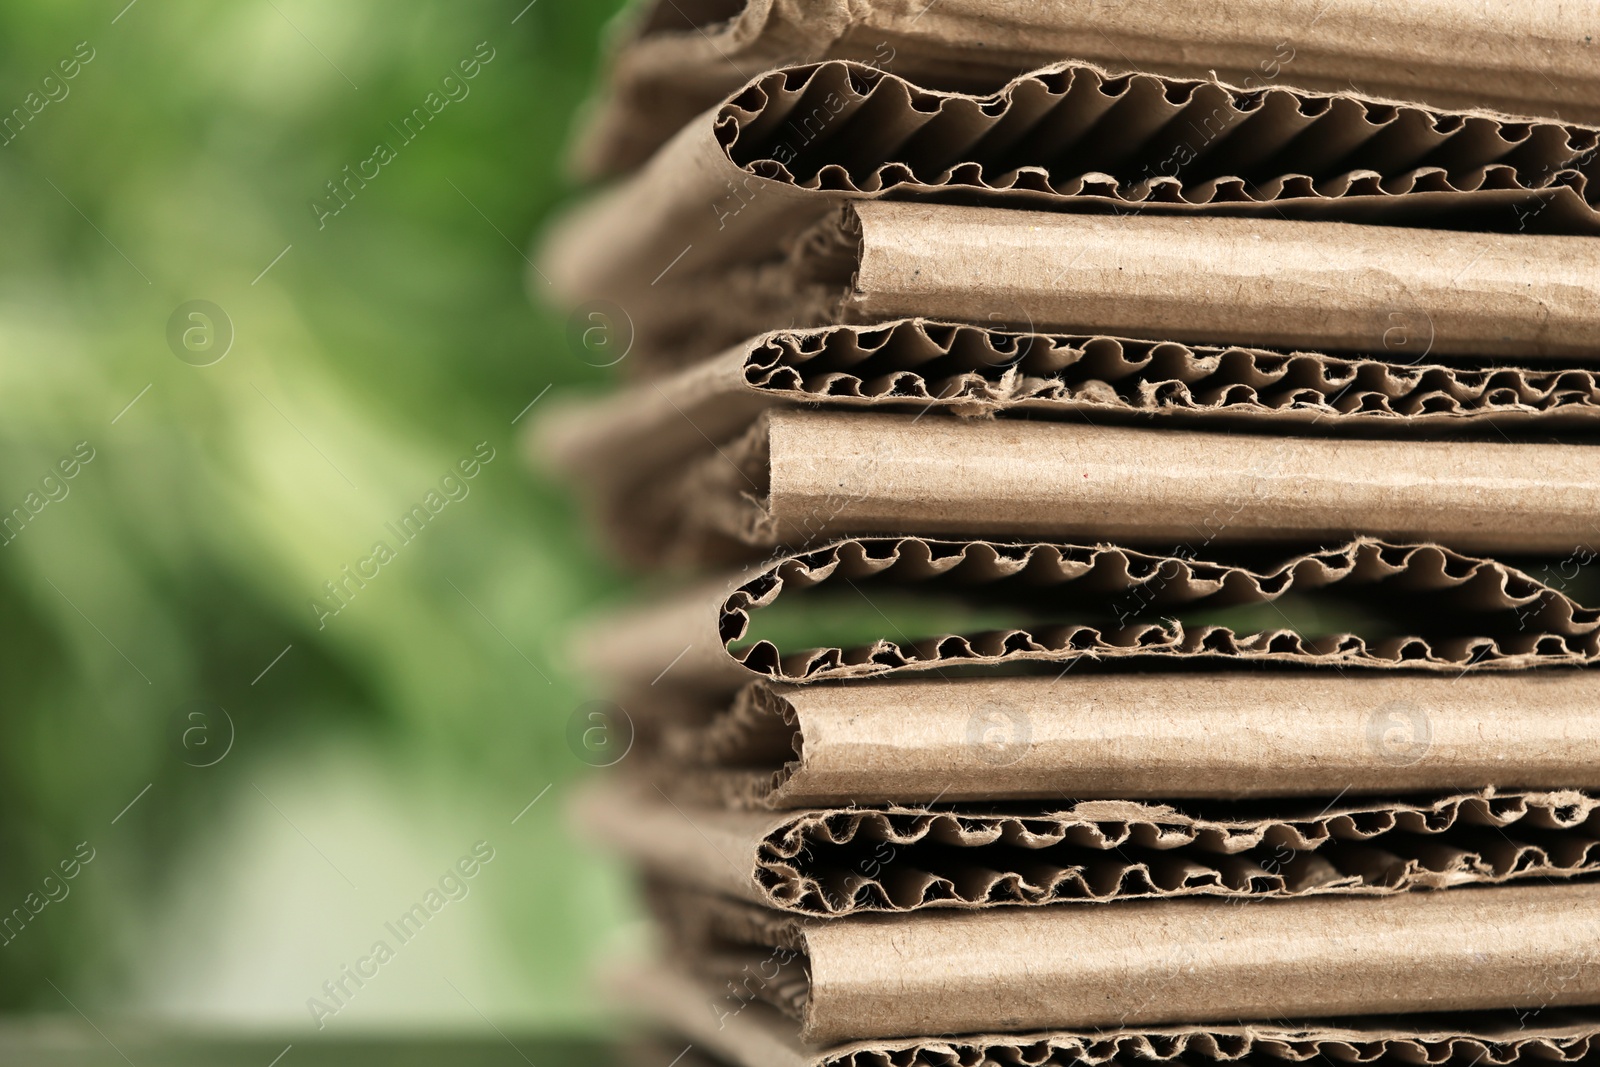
[572,1,1600,175]
[576,782,1600,915]
[536,319,1600,490]
[533,320,1600,565]
[579,538,1600,693]
[542,58,1600,333]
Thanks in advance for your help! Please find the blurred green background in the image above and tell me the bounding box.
[0,0,639,1036]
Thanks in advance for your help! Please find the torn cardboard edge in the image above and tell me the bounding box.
[616,960,1600,1067]
[649,882,1600,1042]
[545,60,1600,306]
[577,781,1600,916]
[602,407,1600,564]
[656,673,1600,805]
[533,318,1600,491]
[601,203,1600,367]
[577,537,1600,693]
[571,0,1600,176]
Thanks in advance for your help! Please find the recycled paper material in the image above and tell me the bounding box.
[653,882,1600,1042]
[578,784,1600,915]
[547,60,1599,303]
[621,408,1600,561]
[662,673,1600,805]
[826,205,1600,359]
[548,203,1600,369]
[574,0,1600,175]
[580,539,1600,693]
[536,322,1600,565]
[535,319,1600,494]
[617,961,1600,1067]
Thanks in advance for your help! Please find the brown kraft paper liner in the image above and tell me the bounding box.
[593,203,1600,368]
[576,783,1600,916]
[571,0,1600,176]
[659,673,1600,805]
[545,60,1599,304]
[608,408,1600,563]
[649,882,1600,1042]
[533,319,1600,494]
[614,960,1600,1067]
[576,539,1600,695]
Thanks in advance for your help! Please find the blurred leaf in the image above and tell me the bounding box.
[0,0,636,1029]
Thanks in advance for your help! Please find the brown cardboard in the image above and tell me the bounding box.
[662,673,1600,805]
[534,319,1600,495]
[573,1,1600,176]
[652,882,1600,1042]
[579,538,1600,693]
[829,205,1600,359]
[614,408,1600,562]
[578,782,1600,915]
[548,202,1600,370]
[547,60,1599,304]
[618,964,812,1067]
[535,322,1600,567]
[617,960,1600,1067]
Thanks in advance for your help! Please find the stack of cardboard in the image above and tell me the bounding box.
[532,3,1600,1065]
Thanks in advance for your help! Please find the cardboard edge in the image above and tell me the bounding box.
[615,959,1600,1067]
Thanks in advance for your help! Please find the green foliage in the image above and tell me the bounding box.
[0,0,634,1026]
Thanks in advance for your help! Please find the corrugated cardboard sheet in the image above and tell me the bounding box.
[616,960,1600,1067]
[657,674,1600,804]
[594,409,1600,563]
[576,783,1600,914]
[651,882,1600,1041]
[549,7,1600,1055]
[580,538,1600,692]
[573,1,1600,175]
[537,319,1600,491]
[570,203,1600,367]
[550,60,1600,301]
